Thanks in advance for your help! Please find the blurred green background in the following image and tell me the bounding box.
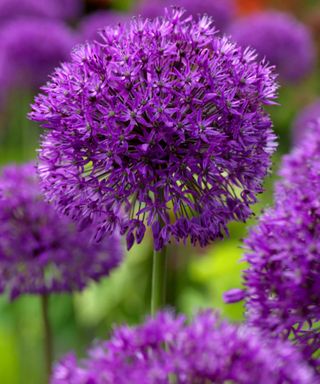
[0,0,319,383]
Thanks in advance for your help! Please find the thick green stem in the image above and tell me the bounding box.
[151,246,167,315]
[41,294,53,382]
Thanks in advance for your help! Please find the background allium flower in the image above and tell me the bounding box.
[0,0,81,21]
[30,9,278,251]
[292,99,320,145]
[51,310,316,384]
[53,0,83,21]
[79,11,129,42]
[0,18,75,90]
[0,163,122,300]
[238,123,320,365]
[136,0,236,32]
[229,11,315,83]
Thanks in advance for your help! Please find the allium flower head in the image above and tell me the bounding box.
[0,18,75,90]
[0,0,81,21]
[30,9,278,251]
[0,163,122,300]
[229,11,315,83]
[79,11,129,42]
[236,122,320,364]
[51,310,316,384]
[136,0,236,32]
[53,0,82,21]
[292,99,320,145]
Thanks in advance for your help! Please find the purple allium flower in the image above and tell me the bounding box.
[30,9,278,251]
[0,0,81,21]
[136,0,236,32]
[51,310,316,384]
[53,0,83,21]
[232,123,320,365]
[229,11,315,83]
[0,18,75,91]
[0,163,122,300]
[292,100,320,145]
[79,11,130,42]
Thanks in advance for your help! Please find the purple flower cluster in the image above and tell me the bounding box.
[292,99,320,145]
[0,163,122,300]
[0,18,75,90]
[136,0,236,32]
[229,11,315,83]
[237,122,320,364]
[51,310,316,384]
[0,0,81,21]
[30,9,278,251]
[79,11,129,42]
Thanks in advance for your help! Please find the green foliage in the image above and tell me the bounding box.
[187,241,246,321]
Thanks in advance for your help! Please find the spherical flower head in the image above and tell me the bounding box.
[292,100,320,145]
[229,11,316,83]
[0,163,123,300]
[30,9,278,251]
[0,0,82,21]
[239,122,320,365]
[51,310,316,384]
[79,11,130,42]
[0,18,75,90]
[242,190,320,364]
[136,0,236,32]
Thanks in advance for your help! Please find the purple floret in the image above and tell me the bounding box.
[136,0,236,32]
[292,99,320,145]
[51,310,316,384]
[229,11,315,83]
[30,9,278,251]
[234,122,320,366]
[0,18,75,91]
[0,163,123,300]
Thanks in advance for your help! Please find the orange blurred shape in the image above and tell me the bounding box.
[237,0,265,14]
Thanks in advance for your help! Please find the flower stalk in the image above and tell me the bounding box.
[151,245,167,315]
[41,294,53,382]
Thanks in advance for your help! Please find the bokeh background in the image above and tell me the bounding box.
[0,0,319,382]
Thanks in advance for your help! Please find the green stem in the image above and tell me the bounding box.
[151,246,168,315]
[41,294,53,382]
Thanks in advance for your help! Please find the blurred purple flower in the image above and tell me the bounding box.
[136,0,235,32]
[0,0,82,21]
[231,122,320,365]
[79,11,130,42]
[0,163,123,300]
[51,310,316,384]
[54,0,83,21]
[29,9,277,251]
[229,11,315,83]
[292,100,320,145]
[0,18,75,91]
